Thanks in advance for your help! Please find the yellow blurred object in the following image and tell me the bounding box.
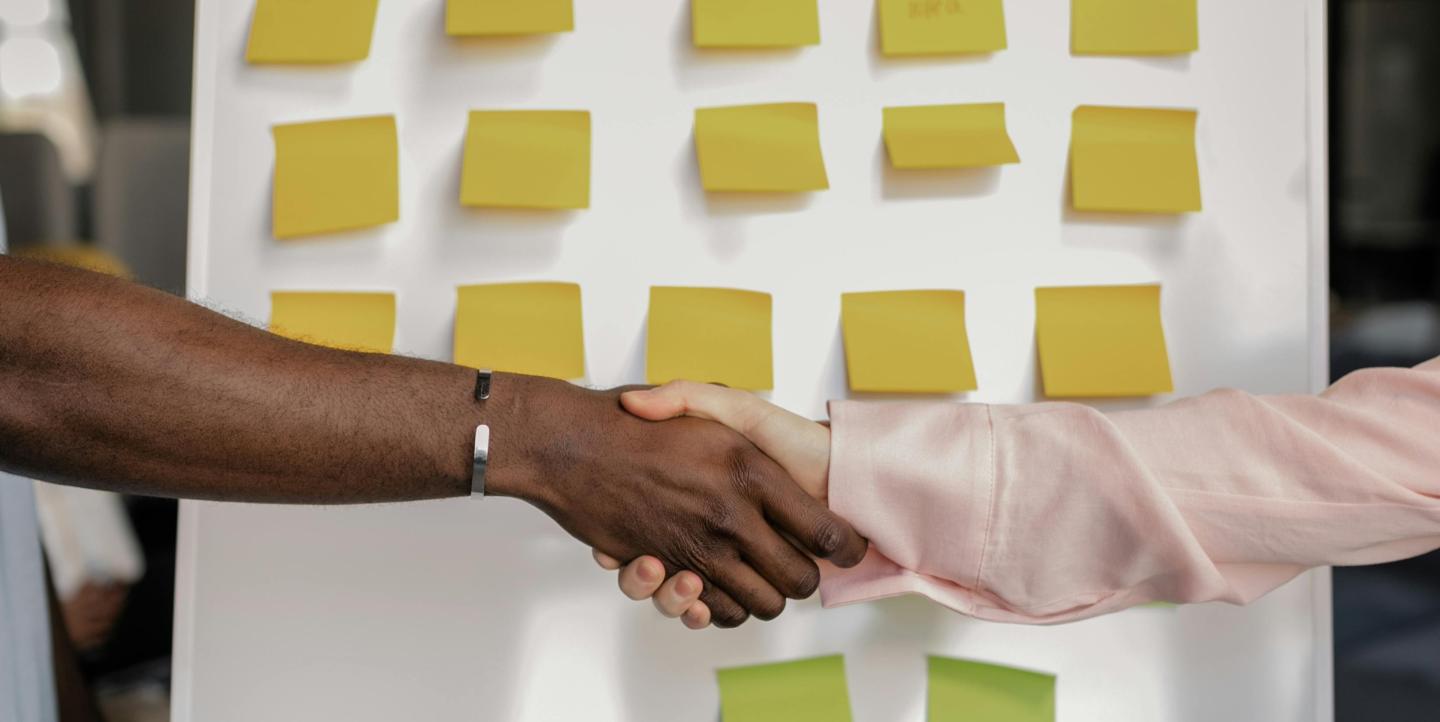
[12,246,132,279]
[692,0,820,48]
[246,0,380,64]
[447,0,574,35]
[883,103,1019,169]
[842,291,977,393]
[694,104,829,193]
[1071,106,1201,214]
[461,111,591,210]
[454,283,586,379]
[271,115,400,239]
[878,0,1007,56]
[1034,285,1173,398]
[269,292,396,354]
[647,287,773,391]
[1072,0,1197,55]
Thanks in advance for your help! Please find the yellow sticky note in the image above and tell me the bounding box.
[246,0,379,64]
[1035,285,1173,398]
[842,291,977,393]
[447,0,573,36]
[878,0,1007,56]
[269,292,396,354]
[693,0,820,48]
[1073,0,1197,55]
[928,657,1055,722]
[694,104,829,193]
[454,283,586,379]
[717,656,853,722]
[272,115,399,239]
[883,104,1020,169]
[647,287,773,391]
[461,111,591,210]
[1071,106,1201,214]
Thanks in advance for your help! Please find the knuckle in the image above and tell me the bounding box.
[810,517,845,557]
[790,563,821,599]
[713,608,750,629]
[703,501,742,538]
[753,597,786,622]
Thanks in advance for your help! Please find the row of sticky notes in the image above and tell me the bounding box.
[245,0,1195,64]
[716,655,1056,722]
[267,283,1174,399]
[271,104,1199,238]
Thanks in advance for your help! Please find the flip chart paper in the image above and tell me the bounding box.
[461,111,591,210]
[716,655,852,722]
[269,292,395,354]
[883,103,1020,169]
[1071,106,1201,213]
[928,657,1056,722]
[647,287,773,391]
[878,0,1007,56]
[692,0,820,48]
[454,283,586,379]
[246,0,379,64]
[272,115,399,239]
[694,104,829,192]
[1035,285,1173,398]
[1073,0,1198,55]
[447,0,574,35]
[841,291,977,393]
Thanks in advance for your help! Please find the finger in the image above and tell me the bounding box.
[708,559,788,622]
[593,549,624,571]
[761,472,869,568]
[699,584,750,629]
[740,525,822,599]
[618,557,666,601]
[652,571,704,618]
[682,601,711,630]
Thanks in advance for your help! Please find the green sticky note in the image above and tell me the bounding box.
[928,657,1055,722]
[717,655,852,722]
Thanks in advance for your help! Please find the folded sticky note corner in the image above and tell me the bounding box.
[269,291,396,354]
[454,282,586,380]
[246,0,380,64]
[447,0,574,36]
[1035,284,1173,398]
[879,0,1008,56]
[694,103,829,193]
[883,103,1020,169]
[461,110,591,210]
[1071,105,1201,214]
[927,656,1056,722]
[1072,0,1198,55]
[717,655,853,722]
[841,290,977,393]
[647,286,773,391]
[272,115,399,240]
[692,0,821,48]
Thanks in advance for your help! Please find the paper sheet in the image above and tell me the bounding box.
[647,287,773,390]
[716,656,853,722]
[692,0,821,48]
[245,0,380,64]
[878,0,1007,56]
[269,292,396,354]
[1073,0,1198,55]
[928,657,1056,722]
[461,110,591,210]
[272,115,399,239]
[1035,284,1173,398]
[447,0,574,35]
[453,283,586,379]
[1071,106,1201,213]
[694,103,829,192]
[841,290,977,392]
[883,103,1020,169]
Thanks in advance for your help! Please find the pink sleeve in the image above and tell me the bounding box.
[819,358,1440,624]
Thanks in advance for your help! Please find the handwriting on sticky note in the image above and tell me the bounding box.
[1070,106,1201,213]
[269,292,396,354]
[717,655,853,722]
[246,0,379,64]
[928,657,1055,722]
[879,0,1007,56]
[1073,0,1197,55]
[461,110,591,210]
[1035,284,1173,398]
[694,103,829,193]
[272,115,399,240]
[447,0,574,35]
[884,103,1020,169]
[454,283,586,379]
[647,287,773,391]
[842,291,978,393]
[692,0,820,48]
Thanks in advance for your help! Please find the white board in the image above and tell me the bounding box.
[177,1,1332,720]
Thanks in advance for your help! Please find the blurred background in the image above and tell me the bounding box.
[0,0,1435,720]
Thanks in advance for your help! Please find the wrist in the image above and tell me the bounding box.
[478,372,573,503]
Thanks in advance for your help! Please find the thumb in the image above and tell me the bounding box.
[620,386,691,422]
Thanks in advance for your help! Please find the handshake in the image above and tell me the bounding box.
[485,375,857,630]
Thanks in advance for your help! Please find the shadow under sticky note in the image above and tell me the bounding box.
[928,657,1055,722]
[884,104,1019,169]
[694,104,829,193]
[647,287,773,390]
[1072,0,1197,55]
[272,115,399,239]
[692,0,820,48]
[878,0,1007,56]
[461,110,591,210]
[1071,106,1201,214]
[246,0,380,64]
[717,655,852,722]
[454,282,586,379]
[269,292,396,354]
[447,0,574,35]
[1035,284,1173,398]
[841,290,977,393]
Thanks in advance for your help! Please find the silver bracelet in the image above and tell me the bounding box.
[471,370,492,498]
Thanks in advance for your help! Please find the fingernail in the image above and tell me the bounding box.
[639,561,661,582]
[676,576,698,596]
